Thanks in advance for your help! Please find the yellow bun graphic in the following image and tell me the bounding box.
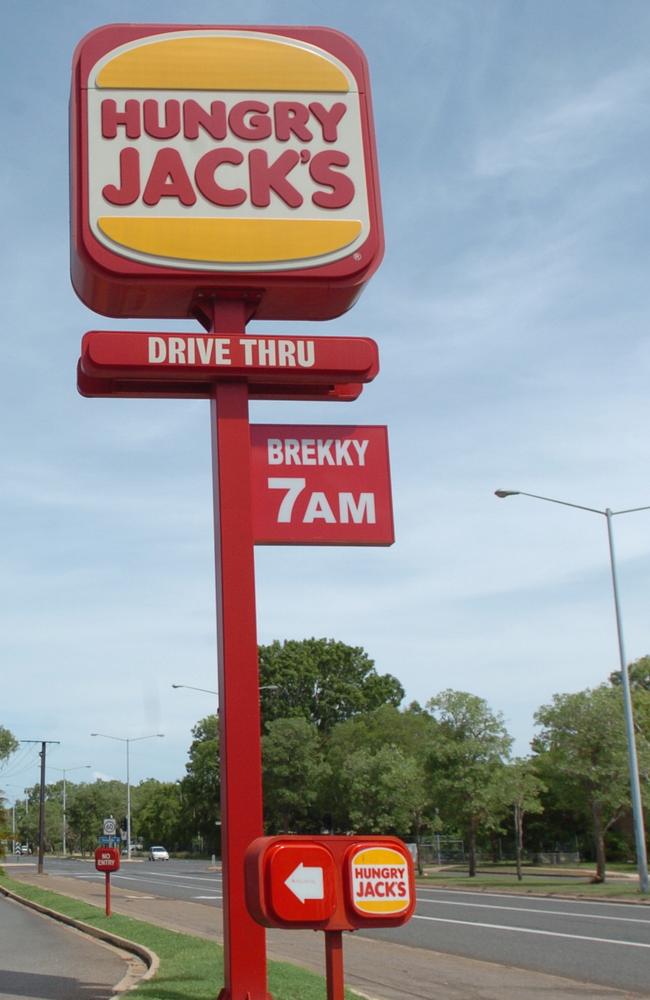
[98,217,363,264]
[96,35,350,92]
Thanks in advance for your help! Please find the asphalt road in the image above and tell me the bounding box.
[0,891,129,1000]
[21,856,650,994]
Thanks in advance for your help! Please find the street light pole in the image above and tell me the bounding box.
[604,508,649,894]
[50,765,91,857]
[495,488,650,893]
[91,733,164,860]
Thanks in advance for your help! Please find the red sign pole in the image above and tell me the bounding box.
[105,872,111,917]
[210,300,271,1000]
[324,931,345,1000]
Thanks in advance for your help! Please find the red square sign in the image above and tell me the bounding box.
[264,843,337,926]
[250,424,394,545]
[70,24,383,320]
[94,847,121,872]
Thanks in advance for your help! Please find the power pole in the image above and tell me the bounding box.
[20,740,60,873]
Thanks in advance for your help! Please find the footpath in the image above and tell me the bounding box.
[4,864,646,1000]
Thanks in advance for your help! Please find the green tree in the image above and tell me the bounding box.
[326,704,436,865]
[0,726,18,859]
[262,718,330,833]
[499,758,546,880]
[609,655,650,692]
[19,783,64,853]
[533,685,649,882]
[66,780,126,856]
[258,638,404,734]
[340,744,429,841]
[133,779,184,850]
[181,715,220,854]
[425,690,513,877]
[0,726,18,763]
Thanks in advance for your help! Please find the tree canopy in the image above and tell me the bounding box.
[258,638,404,733]
[425,690,513,876]
[180,714,220,853]
[609,654,650,692]
[532,684,650,881]
[0,726,18,763]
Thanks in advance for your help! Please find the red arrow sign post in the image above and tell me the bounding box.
[245,836,415,1000]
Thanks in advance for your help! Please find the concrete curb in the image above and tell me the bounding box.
[0,881,159,995]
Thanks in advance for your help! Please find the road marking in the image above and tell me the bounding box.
[127,872,221,886]
[417,896,650,925]
[194,895,222,900]
[412,913,650,948]
[74,872,218,893]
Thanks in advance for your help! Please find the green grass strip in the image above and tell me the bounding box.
[0,873,357,999]
[418,872,649,898]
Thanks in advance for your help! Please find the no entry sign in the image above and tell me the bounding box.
[250,424,394,545]
[94,847,120,872]
[70,24,383,320]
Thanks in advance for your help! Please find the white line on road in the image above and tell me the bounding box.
[417,896,650,924]
[74,872,219,893]
[194,895,222,900]
[412,913,650,948]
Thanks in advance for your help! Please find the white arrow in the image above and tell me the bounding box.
[284,863,324,903]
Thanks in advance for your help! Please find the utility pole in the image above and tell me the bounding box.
[20,740,60,874]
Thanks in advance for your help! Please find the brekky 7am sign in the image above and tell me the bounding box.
[71,23,409,1000]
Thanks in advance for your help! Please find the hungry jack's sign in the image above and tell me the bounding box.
[71,24,383,320]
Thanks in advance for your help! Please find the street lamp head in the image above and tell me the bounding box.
[172,683,218,695]
[495,489,520,498]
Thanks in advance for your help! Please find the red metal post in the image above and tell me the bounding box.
[105,872,111,917]
[324,931,345,1000]
[210,300,271,1000]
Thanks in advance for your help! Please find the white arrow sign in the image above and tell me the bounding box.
[284,863,324,903]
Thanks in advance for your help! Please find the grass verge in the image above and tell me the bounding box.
[418,869,649,899]
[0,873,356,999]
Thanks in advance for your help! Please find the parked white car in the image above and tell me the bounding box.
[148,845,170,861]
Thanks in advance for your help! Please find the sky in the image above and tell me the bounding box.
[3,0,650,801]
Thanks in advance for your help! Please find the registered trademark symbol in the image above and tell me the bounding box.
[353,253,362,261]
